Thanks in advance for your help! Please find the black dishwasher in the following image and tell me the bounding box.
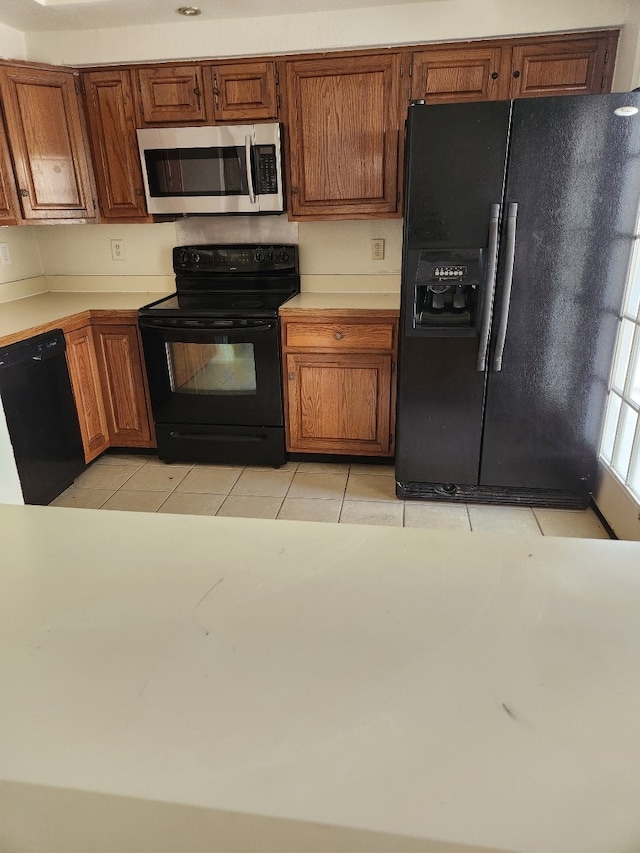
[0,329,85,505]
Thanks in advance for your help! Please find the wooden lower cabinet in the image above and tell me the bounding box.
[65,317,155,461]
[65,325,110,463]
[281,313,398,456]
[92,323,155,447]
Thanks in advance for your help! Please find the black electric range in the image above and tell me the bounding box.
[138,244,299,466]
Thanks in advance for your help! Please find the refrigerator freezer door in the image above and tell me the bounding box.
[479,92,640,498]
[396,101,511,487]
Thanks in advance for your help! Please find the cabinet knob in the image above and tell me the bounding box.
[334,332,344,340]
[19,188,29,197]
[491,71,499,79]
[513,70,521,78]
[288,373,295,381]
[291,186,299,195]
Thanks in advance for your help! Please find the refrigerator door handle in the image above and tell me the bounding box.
[476,203,501,371]
[492,202,518,371]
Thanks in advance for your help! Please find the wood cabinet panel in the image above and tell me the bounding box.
[0,116,20,224]
[65,326,109,463]
[210,61,278,122]
[0,64,95,221]
[284,320,395,351]
[281,312,398,456]
[136,65,206,124]
[286,351,392,454]
[93,323,154,447]
[411,45,507,103]
[82,69,148,222]
[508,34,617,98]
[285,54,401,219]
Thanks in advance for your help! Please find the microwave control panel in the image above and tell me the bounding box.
[256,145,278,194]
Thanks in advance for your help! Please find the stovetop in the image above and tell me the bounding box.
[139,243,300,319]
[140,290,298,319]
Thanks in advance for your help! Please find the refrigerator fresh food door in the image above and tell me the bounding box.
[396,100,511,486]
[479,92,640,498]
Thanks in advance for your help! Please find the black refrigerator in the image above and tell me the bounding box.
[395,92,640,508]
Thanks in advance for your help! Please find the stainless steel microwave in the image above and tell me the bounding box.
[136,122,284,215]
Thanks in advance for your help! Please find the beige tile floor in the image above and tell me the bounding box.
[50,453,611,538]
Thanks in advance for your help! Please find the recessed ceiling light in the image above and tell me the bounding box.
[176,6,201,15]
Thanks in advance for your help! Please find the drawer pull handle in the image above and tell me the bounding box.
[334,332,344,340]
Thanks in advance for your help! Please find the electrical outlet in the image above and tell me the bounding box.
[111,239,125,261]
[371,238,385,261]
[0,243,10,265]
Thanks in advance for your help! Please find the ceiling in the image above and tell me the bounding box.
[0,0,439,34]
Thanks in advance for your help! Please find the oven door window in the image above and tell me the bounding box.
[166,341,257,395]
[145,148,249,197]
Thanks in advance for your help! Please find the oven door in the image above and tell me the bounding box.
[139,316,283,427]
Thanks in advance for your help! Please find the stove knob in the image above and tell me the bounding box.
[190,251,201,264]
[254,251,265,263]
[267,251,276,263]
[279,251,290,264]
[178,250,189,265]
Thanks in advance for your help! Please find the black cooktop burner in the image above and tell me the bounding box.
[139,243,300,320]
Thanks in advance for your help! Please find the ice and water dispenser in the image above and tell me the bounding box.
[411,249,484,333]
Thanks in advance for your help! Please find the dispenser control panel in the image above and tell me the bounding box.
[433,265,467,279]
[411,248,484,332]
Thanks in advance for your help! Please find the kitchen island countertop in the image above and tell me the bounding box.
[2,503,640,853]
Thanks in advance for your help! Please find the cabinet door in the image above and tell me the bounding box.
[286,54,401,219]
[285,351,393,455]
[65,326,110,463]
[0,65,96,221]
[93,323,155,447]
[411,45,508,103]
[211,61,278,122]
[0,116,20,224]
[82,69,149,222]
[508,33,617,98]
[136,65,206,124]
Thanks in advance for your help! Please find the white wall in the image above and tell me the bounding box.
[24,0,633,74]
[0,21,26,60]
[0,403,23,504]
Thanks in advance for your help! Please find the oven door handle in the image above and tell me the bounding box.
[138,318,276,332]
[245,135,257,205]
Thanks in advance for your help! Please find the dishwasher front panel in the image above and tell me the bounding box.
[0,329,85,504]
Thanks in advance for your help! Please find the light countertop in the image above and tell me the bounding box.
[0,290,400,347]
[0,291,159,346]
[281,292,400,313]
[2,503,640,853]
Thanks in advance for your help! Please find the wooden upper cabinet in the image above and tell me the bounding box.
[210,61,279,122]
[0,64,96,221]
[408,31,617,106]
[411,45,507,104]
[285,53,402,219]
[0,117,20,224]
[135,64,206,124]
[82,69,148,223]
[508,32,617,98]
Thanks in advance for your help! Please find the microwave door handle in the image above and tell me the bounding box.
[245,135,257,205]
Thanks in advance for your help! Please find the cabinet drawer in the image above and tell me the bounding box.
[284,321,394,351]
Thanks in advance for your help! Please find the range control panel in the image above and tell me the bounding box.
[173,244,298,274]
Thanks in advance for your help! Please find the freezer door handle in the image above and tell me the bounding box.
[492,202,518,371]
[476,203,501,371]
